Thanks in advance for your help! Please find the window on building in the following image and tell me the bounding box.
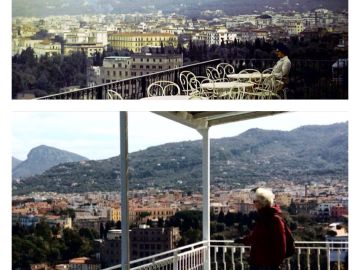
[159,66,163,69]
[119,71,122,76]
[153,59,156,62]
[140,65,143,68]
[118,63,121,68]
[125,71,128,76]
[132,65,136,68]
[107,71,110,76]
[146,65,150,69]
[113,71,116,76]
[147,58,149,62]
[113,64,115,68]
[152,66,156,69]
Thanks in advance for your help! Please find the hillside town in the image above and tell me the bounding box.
[12,9,348,57]
[12,178,348,269]
[12,8,348,99]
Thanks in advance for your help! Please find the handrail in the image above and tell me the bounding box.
[34,58,348,99]
[35,59,222,100]
[101,240,348,270]
[101,240,208,270]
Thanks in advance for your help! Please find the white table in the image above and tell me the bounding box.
[227,73,272,81]
[200,81,254,99]
[141,95,208,100]
[201,81,253,90]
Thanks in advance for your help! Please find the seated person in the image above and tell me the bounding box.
[272,43,291,84]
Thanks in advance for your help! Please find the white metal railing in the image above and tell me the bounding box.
[210,240,348,270]
[101,240,348,270]
[101,240,207,270]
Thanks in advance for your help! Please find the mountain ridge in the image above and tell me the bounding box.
[13,0,348,17]
[12,145,89,179]
[12,122,348,195]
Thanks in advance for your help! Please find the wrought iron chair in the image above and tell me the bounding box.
[179,71,208,96]
[189,77,219,99]
[216,63,235,81]
[206,67,225,81]
[251,74,281,99]
[237,69,262,84]
[106,90,124,100]
[147,81,181,97]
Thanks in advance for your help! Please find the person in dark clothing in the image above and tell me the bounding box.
[236,188,286,270]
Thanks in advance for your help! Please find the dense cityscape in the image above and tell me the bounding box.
[12,5,348,98]
[12,178,348,269]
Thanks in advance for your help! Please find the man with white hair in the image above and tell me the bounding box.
[236,187,286,270]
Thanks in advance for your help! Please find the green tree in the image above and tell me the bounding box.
[218,210,225,223]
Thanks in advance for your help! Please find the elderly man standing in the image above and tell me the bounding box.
[235,188,286,270]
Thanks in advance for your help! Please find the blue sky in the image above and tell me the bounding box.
[12,111,348,161]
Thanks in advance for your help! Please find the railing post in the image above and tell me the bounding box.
[141,76,147,97]
[222,247,226,270]
[173,251,179,270]
[231,247,235,270]
[214,247,218,270]
[240,247,244,270]
[327,247,331,270]
[199,127,211,270]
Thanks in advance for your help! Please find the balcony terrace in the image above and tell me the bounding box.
[36,58,348,100]
[112,112,349,270]
[101,240,348,270]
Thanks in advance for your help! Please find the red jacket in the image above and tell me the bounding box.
[242,206,286,267]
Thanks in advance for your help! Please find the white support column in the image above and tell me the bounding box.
[120,112,130,270]
[199,128,210,270]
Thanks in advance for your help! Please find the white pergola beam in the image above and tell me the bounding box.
[120,112,130,270]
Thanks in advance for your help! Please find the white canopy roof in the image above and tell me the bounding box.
[155,111,285,131]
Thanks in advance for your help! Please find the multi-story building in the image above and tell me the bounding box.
[68,257,101,270]
[64,43,104,57]
[12,214,39,227]
[331,205,348,218]
[285,21,305,36]
[101,230,122,268]
[255,14,272,29]
[316,202,338,217]
[211,202,229,215]
[33,41,61,57]
[130,225,181,259]
[108,32,178,53]
[107,207,121,222]
[73,215,104,233]
[235,202,255,214]
[44,215,72,229]
[275,193,292,206]
[129,207,177,224]
[97,53,183,84]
